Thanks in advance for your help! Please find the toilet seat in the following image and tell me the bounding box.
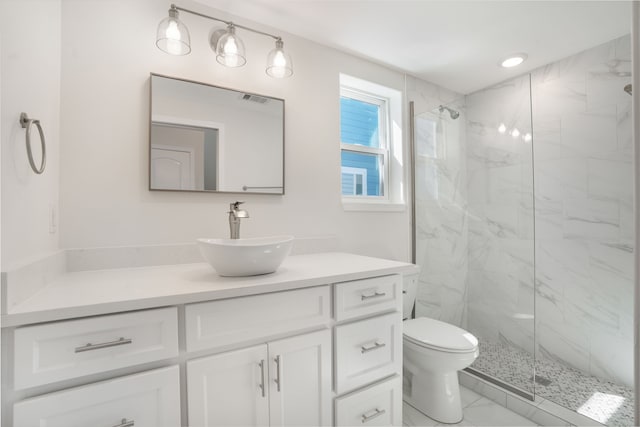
[403,317,478,353]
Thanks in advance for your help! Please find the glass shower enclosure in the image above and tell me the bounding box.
[411,33,634,427]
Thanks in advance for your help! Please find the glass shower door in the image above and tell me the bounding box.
[412,73,536,399]
[463,74,536,397]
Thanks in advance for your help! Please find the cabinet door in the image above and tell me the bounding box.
[268,329,332,427]
[187,345,270,427]
[13,366,180,427]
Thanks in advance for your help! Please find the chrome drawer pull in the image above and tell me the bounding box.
[274,355,282,392]
[361,291,386,301]
[361,341,386,354]
[361,408,386,423]
[259,360,266,397]
[75,337,132,353]
[112,418,135,427]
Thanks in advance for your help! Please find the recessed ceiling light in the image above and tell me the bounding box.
[501,53,528,68]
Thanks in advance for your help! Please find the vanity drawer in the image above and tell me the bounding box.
[185,285,331,352]
[335,375,402,426]
[334,312,402,394]
[334,275,401,322]
[14,307,179,389]
[14,365,180,427]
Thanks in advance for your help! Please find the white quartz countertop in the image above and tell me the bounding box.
[2,252,418,327]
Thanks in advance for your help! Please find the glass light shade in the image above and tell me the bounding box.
[216,24,246,67]
[156,8,191,55]
[266,39,293,78]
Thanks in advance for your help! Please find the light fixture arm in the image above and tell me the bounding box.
[170,4,281,41]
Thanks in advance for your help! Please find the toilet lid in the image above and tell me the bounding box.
[404,317,478,353]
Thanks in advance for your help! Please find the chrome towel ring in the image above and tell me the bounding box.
[19,112,46,174]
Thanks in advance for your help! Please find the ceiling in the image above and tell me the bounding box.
[192,0,631,94]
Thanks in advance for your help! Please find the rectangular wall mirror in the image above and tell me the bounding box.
[149,74,285,194]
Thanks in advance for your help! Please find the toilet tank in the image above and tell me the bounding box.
[403,274,418,320]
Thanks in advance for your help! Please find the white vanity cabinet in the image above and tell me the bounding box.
[7,307,181,427]
[2,253,416,427]
[187,329,332,427]
[332,274,404,426]
[13,307,179,389]
[13,363,181,427]
[185,285,332,427]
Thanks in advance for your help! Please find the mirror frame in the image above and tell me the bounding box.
[148,73,285,195]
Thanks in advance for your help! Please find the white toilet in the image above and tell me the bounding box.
[402,276,479,424]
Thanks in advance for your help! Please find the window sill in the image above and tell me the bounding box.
[342,200,406,212]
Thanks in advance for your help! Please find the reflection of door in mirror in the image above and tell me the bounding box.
[150,123,219,191]
[151,146,195,190]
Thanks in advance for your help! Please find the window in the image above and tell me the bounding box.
[339,74,404,210]
[340,89,387,197]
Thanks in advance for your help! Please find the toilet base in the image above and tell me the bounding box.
[404,370,463,424]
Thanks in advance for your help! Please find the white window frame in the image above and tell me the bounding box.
[340,87,389,200]
[339,74,405,211]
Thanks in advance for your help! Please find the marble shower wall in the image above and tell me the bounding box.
[407,77,468,327]
[465,35,633,388]
[530,35,633,388]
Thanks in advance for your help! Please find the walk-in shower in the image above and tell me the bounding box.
[411,34,634,426]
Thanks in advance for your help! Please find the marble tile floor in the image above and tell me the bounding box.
[471,341,634,426]
[403,386,538,426]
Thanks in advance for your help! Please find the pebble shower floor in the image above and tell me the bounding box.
[471,341,634,426]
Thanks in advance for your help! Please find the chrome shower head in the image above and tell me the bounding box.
[438,105,460,120]
[624,84,632,95]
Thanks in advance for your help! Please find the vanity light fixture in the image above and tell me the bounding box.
[156,6,191,55]
[500,53,528,68]
[215,23,246,67]
[156,4,293,78]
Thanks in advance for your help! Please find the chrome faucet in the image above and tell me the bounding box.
[228,201,249,239]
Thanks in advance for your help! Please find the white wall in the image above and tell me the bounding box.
[55,0,415,261]
[1,0,61,270]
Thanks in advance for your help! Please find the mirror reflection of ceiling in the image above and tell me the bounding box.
[193,0,631,94]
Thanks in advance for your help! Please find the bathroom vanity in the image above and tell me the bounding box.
[1,252,417,426]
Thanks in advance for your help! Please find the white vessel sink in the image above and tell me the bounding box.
[197,235,294,277]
